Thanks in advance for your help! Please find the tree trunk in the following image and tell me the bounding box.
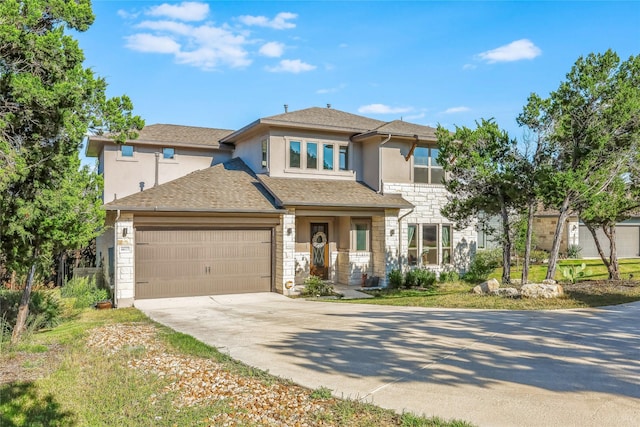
[11,263,36,344]
[521,202,535,284]
[546,197,572,280]
[499,196,511,284]
[586,222,611,272]
[603,224,620,280]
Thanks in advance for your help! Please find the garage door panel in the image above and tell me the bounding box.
[579,225,639,258]
[135,229,272,299]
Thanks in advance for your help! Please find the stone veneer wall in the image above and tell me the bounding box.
[383,183,477,274]
[533,215,579,254]
[337,251,373,286]
[280,210,296,294]
[114,214,134,307]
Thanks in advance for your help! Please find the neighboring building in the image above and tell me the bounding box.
[87,107,477,307]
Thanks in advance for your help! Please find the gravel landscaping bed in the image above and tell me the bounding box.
[85,323,356,426]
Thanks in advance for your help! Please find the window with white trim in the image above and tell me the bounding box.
[162,147,175,159]
[351,219,371,251]
[121,145,134,157]
[307,142,318,169]
[289,140,301,168]
[261,139,268,168]
[287,139,350,173]
[414,146,443,184]
[407,223,452,266]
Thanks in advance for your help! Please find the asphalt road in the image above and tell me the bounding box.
[136,293,640,426]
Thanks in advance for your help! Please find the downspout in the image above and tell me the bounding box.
[378,134,392,193]
[113,209,121,307]
[154,152,160,187]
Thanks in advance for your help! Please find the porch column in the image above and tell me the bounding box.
[281,209,296,294]
[371,210,399,287]
[114,213,135,307]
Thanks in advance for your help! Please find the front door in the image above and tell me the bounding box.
[310,223,329,279]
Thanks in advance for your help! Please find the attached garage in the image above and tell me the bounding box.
[579,223,640,258]
[135,228,273,299]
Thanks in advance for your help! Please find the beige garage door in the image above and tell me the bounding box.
[135,229,272,299]
[579,225,639,258]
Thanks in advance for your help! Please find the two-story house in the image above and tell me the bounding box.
[87,106,477,307]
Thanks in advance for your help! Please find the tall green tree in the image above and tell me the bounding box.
[518,50,640,280]
[436,119,522,284]
[0,0,143,343]
[579,156,640,280]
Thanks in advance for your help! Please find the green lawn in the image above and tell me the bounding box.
[354,259,640,310]
[489,258,640,283]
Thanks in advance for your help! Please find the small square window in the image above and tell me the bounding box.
[352,220,371,251]
[121,145,134,157]
[163,147,175,159]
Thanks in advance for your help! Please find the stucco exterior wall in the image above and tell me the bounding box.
[266,129,356,180]
[102,143,230,203]
[384,182,476,273]
[232,131,269,174]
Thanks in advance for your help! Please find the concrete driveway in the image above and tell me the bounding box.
[135,294,640,427]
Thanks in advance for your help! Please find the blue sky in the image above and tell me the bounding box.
[77,1,639,141]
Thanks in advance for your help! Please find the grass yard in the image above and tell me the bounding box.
[0,308,472,427]
[354,259,640,310]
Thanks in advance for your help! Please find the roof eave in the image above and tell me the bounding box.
[277,201,413,209]
[103,205,286,214]
[351,131,436,142]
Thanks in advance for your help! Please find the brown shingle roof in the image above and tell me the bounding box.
[104,158,282,213]
[86,124,234,156]
[263,107,386,131]
[221,107,438,144]
[258,175,412,209]
[374,120,437,140]
[134,124,234,147]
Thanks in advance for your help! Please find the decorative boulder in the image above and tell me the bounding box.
[521,283,564,299]
[542,279,557,285]
[490,287,520,298]
[472,278,500,295]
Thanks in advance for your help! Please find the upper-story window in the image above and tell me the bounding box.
[323,144,334,170]
[288,139,349,173]
[162,147,175,159]
[339,146,349,171]
[121,145,134,157]
[261,139,268,168]
[307,142,318,169]
[289,141,301,168]
[414,146,443,184]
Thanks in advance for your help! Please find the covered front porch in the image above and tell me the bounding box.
[291,209,392,287]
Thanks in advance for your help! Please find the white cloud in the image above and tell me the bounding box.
[358,104,413,115]
[266,59,316,73]
[443,106,470,114]
[117,9,139,20]
[476,39,541,63]
[238,12,297,30]
[125,33,180,53]
[316,84,346,94]
[259,41,285,58]
[147,1,209,21]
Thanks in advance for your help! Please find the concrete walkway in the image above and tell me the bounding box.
[136,294,640,426]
